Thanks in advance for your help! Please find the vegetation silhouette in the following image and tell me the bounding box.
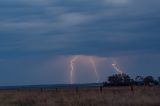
[103,74,160,87]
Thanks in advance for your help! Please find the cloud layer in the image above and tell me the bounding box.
[0,0,160,85]
[0,0,160,57]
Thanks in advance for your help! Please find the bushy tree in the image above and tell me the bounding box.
[108,73,130,86]
[158,77,160,84]
[144,76,154,85]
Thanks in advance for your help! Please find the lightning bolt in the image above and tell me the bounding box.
[112,63,123,74]
[69,55,100,84]
[89,57,100,83]
[69,56,126,83]
[70,56,79,84]
[108,58,124,74]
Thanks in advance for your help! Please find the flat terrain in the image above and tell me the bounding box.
[0,86,160,106]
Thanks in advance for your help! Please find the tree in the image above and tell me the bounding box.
[122,73,131,84]
[158,77,160,84]
[108,74,122,85]
[144,76,154,86]
[108,73,130,86]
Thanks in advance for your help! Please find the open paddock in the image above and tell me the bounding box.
[0,86,160,106]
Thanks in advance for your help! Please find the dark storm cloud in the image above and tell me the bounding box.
[0,0,160,85]
[0,0,160,57]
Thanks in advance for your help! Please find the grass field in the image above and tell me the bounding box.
[0,86,160,106]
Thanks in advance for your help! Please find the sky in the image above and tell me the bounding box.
[0,0,160,85]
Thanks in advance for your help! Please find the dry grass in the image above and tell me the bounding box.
[0,86,160,106]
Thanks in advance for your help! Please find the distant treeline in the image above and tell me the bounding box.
[103,73,160,87]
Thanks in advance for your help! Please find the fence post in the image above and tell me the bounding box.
[76,87,78,93]
[130,79,134,93]
[56,88,58,92]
